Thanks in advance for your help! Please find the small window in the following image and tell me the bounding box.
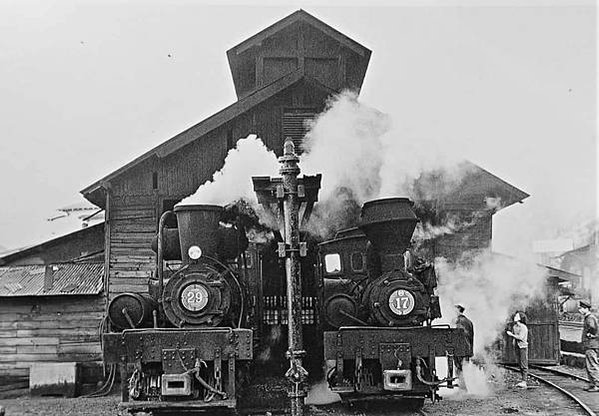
[152,172,158,190]
[350,252,365,272]
[324,253,342,274]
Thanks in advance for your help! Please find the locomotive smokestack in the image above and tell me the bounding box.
[358,197,418,272]
[173,204,223,263]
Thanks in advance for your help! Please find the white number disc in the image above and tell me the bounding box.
[388,289,415,316]
[180,284,209,312]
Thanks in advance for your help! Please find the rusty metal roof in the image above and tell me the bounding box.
[0,263,104,297]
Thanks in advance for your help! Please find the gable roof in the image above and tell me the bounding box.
[0,263,104,297]
[465,162,529,207]
[0,222,104,266]
[444,161,529,210]
[81,71,336,208]
[227,10,371,58]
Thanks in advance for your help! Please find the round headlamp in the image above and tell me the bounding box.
[188,245,202,260]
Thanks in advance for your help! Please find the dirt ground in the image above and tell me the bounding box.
[0,367,590,416]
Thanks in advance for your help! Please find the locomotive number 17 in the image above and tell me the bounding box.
[388,289,415,316]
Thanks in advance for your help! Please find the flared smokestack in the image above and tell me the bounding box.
[174,204,223,263]
[358,197,418,272]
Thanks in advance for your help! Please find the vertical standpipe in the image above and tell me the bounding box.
[252,140,320,416]
[279,141,308,416]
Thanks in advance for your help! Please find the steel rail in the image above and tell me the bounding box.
[501,364,596,416]
[529,364,590,383]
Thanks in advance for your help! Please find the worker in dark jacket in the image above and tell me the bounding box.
[579,300,599,392]
[453,303,474,389]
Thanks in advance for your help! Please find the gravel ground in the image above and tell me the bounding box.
[0,366,590,416]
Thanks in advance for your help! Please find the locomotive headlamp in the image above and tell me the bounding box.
[388,289,415,316]
[180,283,209,312]
[188,245,202,260]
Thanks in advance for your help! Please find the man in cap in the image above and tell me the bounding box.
[453,303,474,389]
[579,300,599,392]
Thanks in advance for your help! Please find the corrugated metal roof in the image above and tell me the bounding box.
[0,263,104,297]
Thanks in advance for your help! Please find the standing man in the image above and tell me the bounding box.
[453,303,474,389]
[506,312,528,388]
[579,300,599,392]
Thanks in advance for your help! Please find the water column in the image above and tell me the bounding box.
[252,139,321,416]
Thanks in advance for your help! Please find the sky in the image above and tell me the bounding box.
[0,0,596,256]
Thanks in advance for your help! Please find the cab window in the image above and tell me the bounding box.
[350,252,365,272]
[324,253,342,274]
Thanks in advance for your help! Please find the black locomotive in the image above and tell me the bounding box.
[102,204,254,413]
[320,197,469,405]
[102,191,469,413]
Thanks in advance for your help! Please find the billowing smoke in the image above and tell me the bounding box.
[179,134,279,207]
[300,90,469,238]
[435,252,547,353]
[305,380,340,405]
[301,91,391,203]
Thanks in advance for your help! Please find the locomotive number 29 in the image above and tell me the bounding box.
[181,284,209,312]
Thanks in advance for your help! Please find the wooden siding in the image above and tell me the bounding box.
[434,213,493,261]
[0,296,105,377]
[158,128,229,198]
[111,157,157,196]
[108,195,156,299]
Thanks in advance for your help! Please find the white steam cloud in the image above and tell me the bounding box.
[301,91,464,203]
[436,252,546,353]
[178,134,279,207]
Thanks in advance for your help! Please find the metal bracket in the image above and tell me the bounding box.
[299,242,307,257]
[278,242,308,258]
[214,348,222,393]
[297,184,305,198]
[278,242,286,258]
[228,352,236,397]
[354,349,363,392]
[276,184,285,199]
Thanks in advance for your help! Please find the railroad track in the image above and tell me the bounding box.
[502,363,598,415]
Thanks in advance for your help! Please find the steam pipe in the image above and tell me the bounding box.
[339,310,368,326]
[415,357,456,387]
[279,140,307,416]
[157,211,174,302]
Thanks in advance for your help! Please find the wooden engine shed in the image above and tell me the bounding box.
[79,10,549,363]
[0,263,105,381]
[0,223,104,267]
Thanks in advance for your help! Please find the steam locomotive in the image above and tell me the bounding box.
[320,197,469,406]
[102,205,254,413]
[102,195,469,413]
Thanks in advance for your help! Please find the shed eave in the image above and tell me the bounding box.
[81,70,332,203]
